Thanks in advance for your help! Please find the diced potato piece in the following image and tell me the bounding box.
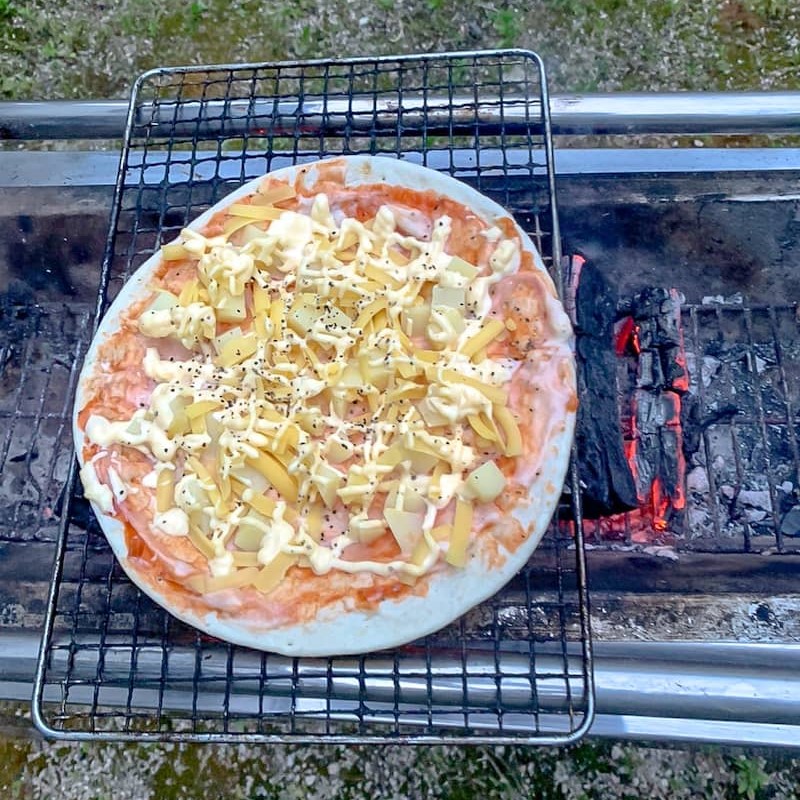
[253,552,296,594]
[288,302,318,337]
[445,499,473,568]
[402,303,431,338]
[465,460,507,503]
[247,452,298,502]
[493,405,523,457]
[216,332,259,367]
[146,290,179,313]
[216,294,247,323]
[460,319,506,358]
[432,284,466,311]
[213,326,243,354]
[447,256,478,281]
[156,469,173,513]
[312,462,344,508]
[384,508,424,555]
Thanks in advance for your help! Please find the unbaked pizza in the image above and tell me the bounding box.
[75,156,576,655]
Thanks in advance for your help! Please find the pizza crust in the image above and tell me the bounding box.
[74,156,576,656]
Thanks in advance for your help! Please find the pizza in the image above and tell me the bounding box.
[74,156,576,656]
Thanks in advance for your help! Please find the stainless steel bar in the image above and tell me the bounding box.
[2,92,799,140]
[15,632,800,728]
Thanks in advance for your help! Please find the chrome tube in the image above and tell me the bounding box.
[2,93,799,140]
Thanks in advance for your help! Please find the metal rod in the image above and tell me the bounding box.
[2,93,799,140]
[15,632,800,737]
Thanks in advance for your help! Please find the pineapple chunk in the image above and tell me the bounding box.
[312,463,345,508]
[464,460,507,503]
[215,331,258,367]
[145,290,179,314]
[287,300,319,337]
[447,256,478,281]
[216,294,247,323]
[431,284,466,311]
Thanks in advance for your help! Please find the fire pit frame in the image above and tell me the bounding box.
[31,50,595,744]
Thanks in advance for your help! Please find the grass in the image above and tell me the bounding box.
[2,706,799,800]
[0,0,799,100]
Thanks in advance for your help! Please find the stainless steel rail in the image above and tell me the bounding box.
[5,632,799,746]
[1,93,799,140]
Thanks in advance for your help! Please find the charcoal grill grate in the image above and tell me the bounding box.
[31,50,594,743]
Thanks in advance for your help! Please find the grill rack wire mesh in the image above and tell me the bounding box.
[32,50,595,743]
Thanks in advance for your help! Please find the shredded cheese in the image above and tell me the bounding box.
[81,190,525,595]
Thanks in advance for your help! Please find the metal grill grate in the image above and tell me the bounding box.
[32,50,594,743]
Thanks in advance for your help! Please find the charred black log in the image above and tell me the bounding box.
[568,256,639,518]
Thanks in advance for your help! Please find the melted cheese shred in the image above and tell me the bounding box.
[82,189,526,595]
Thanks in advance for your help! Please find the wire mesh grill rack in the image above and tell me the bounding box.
[32,50,594,743]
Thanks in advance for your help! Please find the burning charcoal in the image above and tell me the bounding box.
[623,287,689,532]
[566,255,638,518]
